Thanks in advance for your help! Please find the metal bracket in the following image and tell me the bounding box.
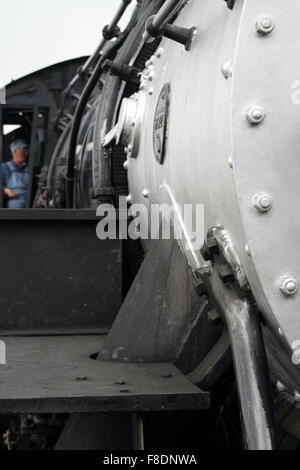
[103,60,142,85]
[144,15,197,51]
[201,226,249,290]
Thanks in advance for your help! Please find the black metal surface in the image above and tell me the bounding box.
[55,413,134,450]
[0,210,122,335]
[3,56,88,173]
[0,335,209,414]
[209,269,277,450]
[0,108,3,209]
[100,238,220,373]
[188,329,232,391]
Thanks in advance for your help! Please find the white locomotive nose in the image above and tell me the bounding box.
[120,0,300,356]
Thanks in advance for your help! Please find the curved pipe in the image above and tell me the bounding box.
[208,269,277,450]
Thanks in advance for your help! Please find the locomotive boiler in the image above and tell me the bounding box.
[1,0,300,451]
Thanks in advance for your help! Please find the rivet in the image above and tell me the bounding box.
[245,244,251,257]
[280,277,298,297]
[228,156,233,169]
[123,161,129,170]
[148,87,154,96]
[253,193,273,213]
[246,106,265,125]
[142,189,149,199]
[156,47,164,58]
[221,58,233,79]
[126,195,133,205]
[256,16,275,35]
[148,71,155,81]
[276,381,286,392]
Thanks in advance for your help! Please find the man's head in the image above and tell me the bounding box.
[10,139,28,166]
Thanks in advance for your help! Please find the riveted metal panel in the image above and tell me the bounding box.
[232,0,300,350]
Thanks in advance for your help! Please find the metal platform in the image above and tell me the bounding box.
[0,335,209,414]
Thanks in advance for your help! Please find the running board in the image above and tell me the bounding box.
[0,335,210,414]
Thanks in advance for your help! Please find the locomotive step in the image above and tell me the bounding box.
[0,335,210,414]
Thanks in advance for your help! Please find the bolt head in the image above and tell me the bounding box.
[256,16,275,35]
[280,277,298,297]
[246,106,265,125]
[123,160,129,170]
[228,156,233,169]
[142,189,149,199]
[126,195,133,205]
[253,193,273,213]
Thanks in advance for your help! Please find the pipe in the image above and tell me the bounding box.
[65,2,139,208]
[208,269,277,450]
[107,0,133,35]
[56,0,133,133]
[93,0,164,203]
[143,0,186,43]
[54,40,105,130]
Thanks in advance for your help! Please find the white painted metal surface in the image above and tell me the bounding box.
[115,0,300,352]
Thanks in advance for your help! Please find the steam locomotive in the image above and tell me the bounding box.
[1,0,300,451]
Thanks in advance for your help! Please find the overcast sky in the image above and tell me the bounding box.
[0,0,134,87]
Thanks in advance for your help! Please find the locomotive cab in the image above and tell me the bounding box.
[0,105,47,208]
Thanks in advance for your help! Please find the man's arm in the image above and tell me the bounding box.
[2,165,17,199]
[3,188,18,199]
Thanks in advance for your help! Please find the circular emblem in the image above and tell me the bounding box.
[153,83,170,164]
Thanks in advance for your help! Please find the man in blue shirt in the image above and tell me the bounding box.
[2,139,29,209]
